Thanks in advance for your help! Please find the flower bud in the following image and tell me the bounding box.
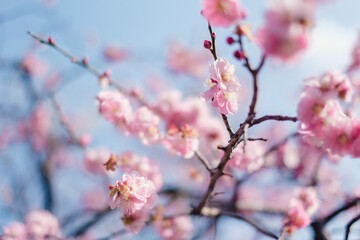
[203,40,212,50]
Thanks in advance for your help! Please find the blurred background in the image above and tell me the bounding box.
[0,0,359,239]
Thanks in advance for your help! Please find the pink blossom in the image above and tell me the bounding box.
[202,58,241,115]
[155,216,193,240]
[119,151,163,191]
[202,0,247,27]
[122,208,150,234]
[21,53,47,78]
[103,45,128,62]
[283,205,311,233]
[163,124,199,159]
[108,172,157,216]
[228,141,265,173]
[167,42,211,79]
[25,210,62,240]
[255,0,315,61]
[291,187,319,215]
[28,105,51,152]
[97,90,132,133]
[2,222,27,240]
[130,107,162,145]
[84,147,111,175]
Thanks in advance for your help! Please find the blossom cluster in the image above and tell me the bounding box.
[97,90,199,158]
[283,187,319,234]
[201,57,242,115]
[297,70,360,158]
[256,0,315,61]
[2,210,62,240]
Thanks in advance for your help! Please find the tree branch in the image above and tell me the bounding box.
[344,214,360,240]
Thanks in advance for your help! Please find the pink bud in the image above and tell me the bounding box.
[234,50,245,60]
[48,37,55,45]
[82,57,89,65]
[80,134,92,147]
[227,37,235,45]
[71,57,77,63]
[211,32,216,38]
[204,40,212,50]
[104,69,112,77]
[109,185,114,190]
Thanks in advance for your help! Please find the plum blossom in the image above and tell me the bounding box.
[97,90,132,133]
[103,45,128,62]
[108,172,157,216]
[130,107,162,145]
[21,53,48,78]
[118,151,163,191]
[2,222,27,240]
[283,206,311,234]
[25,210,62,240]
[167,42,211,79]
[228,141,265,173]
[84,147,111,175]
[121,208,150,234]
[155,216,193,240]
[202,0,247,27]
[291,187,319,215]
[201,58,241,115]
[255,0,315,61]
[163,124,199,159]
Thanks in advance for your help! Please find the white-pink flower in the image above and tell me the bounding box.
[108,173,157,216]
[291,187,319,215]
[155,216,193,240]
[202,0,247,27]
[84,147,111,175]
[97,90,132,133]
[2,222,27,240]
[255,0,315,61]
[283,205,311,234]
[130,107,162,145]
[119,151,163,191]
[163,124,199,159]
[25,210,62,240]
[202,58,241,115]
[167,42,211,79]
[228,141,265,173]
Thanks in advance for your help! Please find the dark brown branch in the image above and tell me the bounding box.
[195,151,213,173]
[96,229,127,240]
[220,211,279,239]
[251,115,297,126]
[221,113,235,137]
[345,214,360,240]
[322,198,360,225]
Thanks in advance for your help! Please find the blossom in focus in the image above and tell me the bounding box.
[2,222,27,240]
[202,0,247,27]
[25,210,62,240]
[108,172,157,216]
[130,107,162,145]
[167,42,211,79]
[255,0,315,61]
[163,124,199,159]
[201,57,241,115]
[97,90,132,133]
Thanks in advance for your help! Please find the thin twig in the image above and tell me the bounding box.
[345,214,360,240]
[251,115,297,126]
[194,151,213,173]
